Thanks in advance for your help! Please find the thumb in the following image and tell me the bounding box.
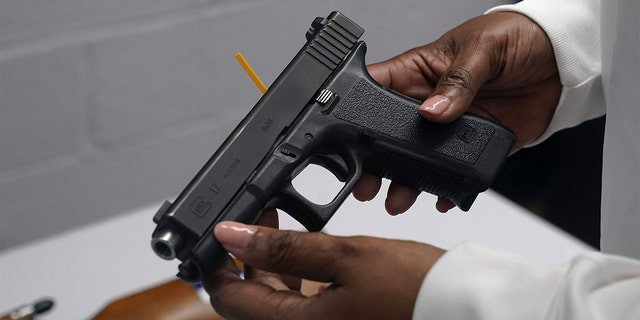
[366,60,392,87]
[214,222,350,283]
[419,45,493,123]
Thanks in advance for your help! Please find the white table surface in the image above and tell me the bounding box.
[0,172,594,319]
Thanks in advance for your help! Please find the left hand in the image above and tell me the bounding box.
[353,12,562,214]
[204,209,445,320]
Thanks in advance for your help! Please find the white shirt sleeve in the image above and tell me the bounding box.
[412,1,640,319]
[487,0,606,146]
[412,242,640,320]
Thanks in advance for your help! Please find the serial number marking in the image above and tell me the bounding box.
[224,159,240,179]
[261,119,274,132]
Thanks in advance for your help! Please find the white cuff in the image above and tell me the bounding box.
[486,1,601,87]
[412,242,564,320]
[486,1,605,146]
[413,242,640,320]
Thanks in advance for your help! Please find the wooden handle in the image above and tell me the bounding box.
[91,279,220,320]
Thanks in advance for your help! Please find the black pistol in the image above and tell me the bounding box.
[151,11,515,283]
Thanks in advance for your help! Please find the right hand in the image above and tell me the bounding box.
[354,11,563,214]
[204,211,446,320]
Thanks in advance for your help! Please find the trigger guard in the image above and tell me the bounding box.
[309,153,349,182]
[271,149,364,232]
[271,181,329,231]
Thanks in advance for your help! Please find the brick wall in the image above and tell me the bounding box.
[0,0,510,250]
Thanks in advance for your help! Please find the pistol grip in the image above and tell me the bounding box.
[325,43,515,211]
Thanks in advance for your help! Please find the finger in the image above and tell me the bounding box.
[206,258,309,320]
[203,253,245,305]
[385,182,420,215]
[419,41,494,123]
[256,208,279,228]
[435,197,456,213]
[244,268,300,291]
[213,222,354,284]
[209,224,360,320]
[352,172,382,201]
[245,209,303,291]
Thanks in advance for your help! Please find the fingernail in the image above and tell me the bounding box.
[420,95,450,115]
[214,222,257,249]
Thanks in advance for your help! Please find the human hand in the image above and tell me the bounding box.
[204,209,445,320]
[353,12,562,213]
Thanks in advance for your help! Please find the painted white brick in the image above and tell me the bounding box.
[0,0,210,47]
[0,45,87,172]
[89,16,254,145]
[87,1,294,146]
[0,120,238,249]
[90,0,511,146]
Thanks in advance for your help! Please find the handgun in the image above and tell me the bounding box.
[151,11,516,283]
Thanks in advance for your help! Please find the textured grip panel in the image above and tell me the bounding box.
[365,153,464,199]
[335,79,495,164]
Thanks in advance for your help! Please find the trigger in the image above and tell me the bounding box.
[311,153,349,182]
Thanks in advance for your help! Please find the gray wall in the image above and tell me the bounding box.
[0,0,510,250]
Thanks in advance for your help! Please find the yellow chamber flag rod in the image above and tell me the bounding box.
[234,52,268,94]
